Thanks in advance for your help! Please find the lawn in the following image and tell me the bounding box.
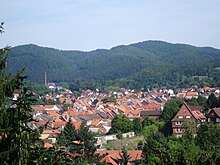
[103,135,145,150]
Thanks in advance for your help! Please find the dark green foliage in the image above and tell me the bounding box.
[139,122,220,165]
[207,93,220,108]
[186,97,198,106]
[101,97,117,104]
[161,98,182,122]
[57,131,67,147]
[116,132,123,139]
[132,118,142,134]
[29,146,73,165]
[0,27,36,164]
[63,118,77,143]
[109,115,133,134]
[142,132,168,164]
[0,26,72,164]
[69,122,98,164]
[160,98,182,136]
[142,116,155,127]
[57,118,77,147]
[197,95,208,107]
[8,41,220,89]
[196,123,220,150]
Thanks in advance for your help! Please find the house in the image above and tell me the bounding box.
[207,108,220,123]
[140,110,161,120]
[171,102,206,137]
[44,105,61,111]
[96,150,142,165]
[185,92,199,100]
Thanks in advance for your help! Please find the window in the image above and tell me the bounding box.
[183,110,186,113]
[176,128,182,133]
[216,118,220,123]
[176,121,182,125]
[178,116,183,119]
[208,118,211,122]
[186,116,191,118]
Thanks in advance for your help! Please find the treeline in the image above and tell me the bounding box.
[8,41,220,89]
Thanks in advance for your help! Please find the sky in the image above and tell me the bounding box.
[1,0,220,51]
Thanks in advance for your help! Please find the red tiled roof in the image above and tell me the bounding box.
[96,150,142,163]
[186,92,198,96]
[188,106,203,112]
[31,105,45,112]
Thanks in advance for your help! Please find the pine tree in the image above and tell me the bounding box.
[57,118,76,147]
[70,122,98,164]
[119,146,131,165]
[63,118,77,142]
[0,23,73,165]
[0,23,36,164]
[207,93,220,108]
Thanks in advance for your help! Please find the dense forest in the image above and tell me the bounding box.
[8,41,220,89]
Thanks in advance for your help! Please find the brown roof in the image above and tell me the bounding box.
[208,108,220,117]
[188,106,204,112]
[101,155,117,165]
[140,110,161,116]
[186,92,198,96]
[96,150,142,163]
[31,105,45,112]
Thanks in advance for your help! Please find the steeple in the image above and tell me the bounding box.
[45,70,47,86]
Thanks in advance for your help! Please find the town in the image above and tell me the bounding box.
[25,82,220,164]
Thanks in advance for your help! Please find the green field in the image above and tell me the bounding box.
[103,135,145,150]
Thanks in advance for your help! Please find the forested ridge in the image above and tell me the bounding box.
[8,41,220,88]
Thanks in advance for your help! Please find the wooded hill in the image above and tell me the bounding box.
[8,41,220,88]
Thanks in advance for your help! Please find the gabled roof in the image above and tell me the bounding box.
[188,106,204,112]
[208,108,220,117]
[101,155,117,165]
[171,102,205,122]
[96,150,142,164]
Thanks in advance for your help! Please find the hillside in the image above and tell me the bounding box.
[8,41,220,88]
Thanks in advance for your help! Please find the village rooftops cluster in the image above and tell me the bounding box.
[23,84,220,151]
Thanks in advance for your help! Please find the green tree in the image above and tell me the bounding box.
[166,137,183,164]
[0,23,36,164]
[63,118,77,142]
[186,97,198,106]
[197,95,208,107]
[132,118,142,134]
[142,124,159,137]
[118,146,131,165]
[0,23,73,165]
[161,98,182,122]
[141,116,155,127]
[57,131,67,147]
[207,93,220,108]
[29,146,73,165]
[109,115,133,134]
[142,132,168,164]
[160,98,182,136]
[70,122,98,164]
[196,123,220,151]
